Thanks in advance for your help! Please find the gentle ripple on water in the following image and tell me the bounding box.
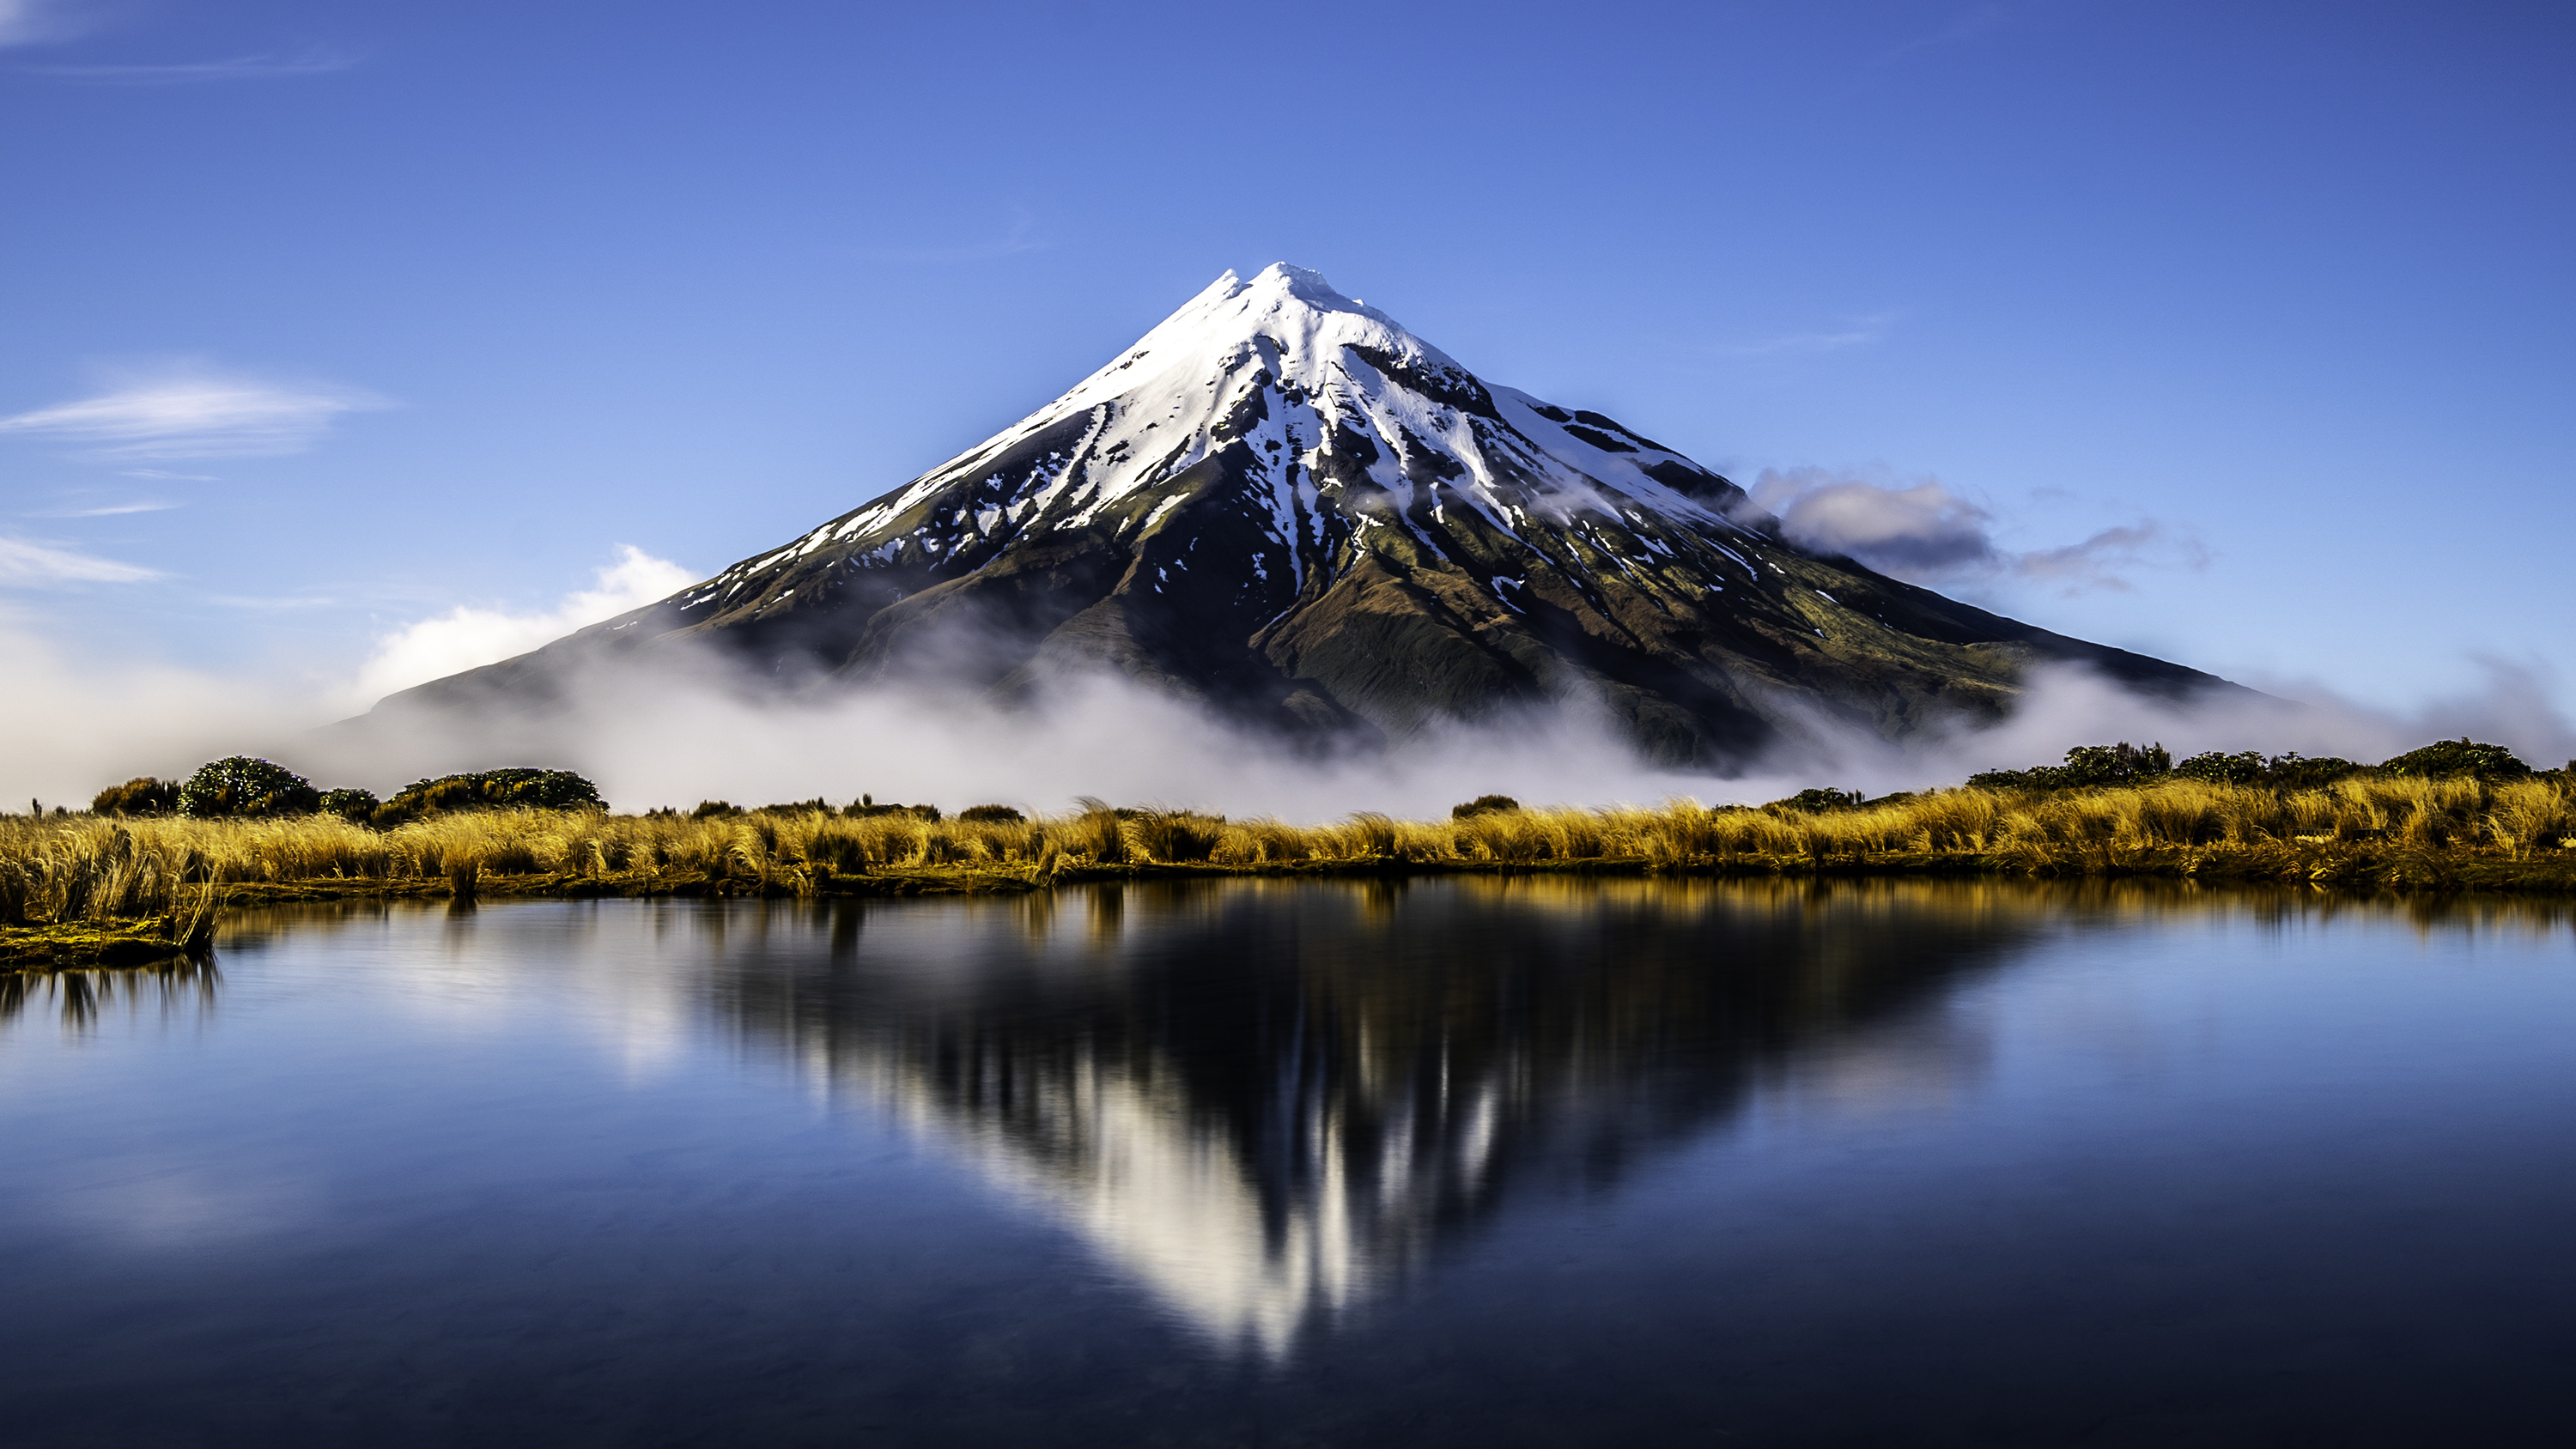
[3,878,2573,1446]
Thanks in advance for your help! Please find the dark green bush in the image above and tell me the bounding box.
[179,757,321,818]
[92,777,181,816]
[958,803,1025,823]
[2063,742,2172,785]
[318,788,380,822]
[373,768,607,826]
[2176,750,2268,785]
[1971,743,2375,792]
[2263,754,2365,790]
[690,800,742,820]
[1968,742,2171,791]
[1450,794,1521,819]
[2380,738,2531,781]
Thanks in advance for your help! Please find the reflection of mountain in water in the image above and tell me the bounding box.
[704,876,2057,1355]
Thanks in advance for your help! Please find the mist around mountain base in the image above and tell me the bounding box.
[8,604,2568,817]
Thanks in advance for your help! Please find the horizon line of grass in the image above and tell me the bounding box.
[6,773,2576,969]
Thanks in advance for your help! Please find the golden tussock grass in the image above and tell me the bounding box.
[0,821,225,967]
[3,772,2572,961]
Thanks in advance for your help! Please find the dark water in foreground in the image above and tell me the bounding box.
[5,879,2575,1446]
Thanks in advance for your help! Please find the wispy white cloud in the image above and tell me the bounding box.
[209,594,337,610]
[51,500,180,517]
[0,534,164,584]
[123,468,217,481]
[355,545,698,705]
[0,367,386,460]
[2014,522,2208,592]
[1737,466,2207,595]
[31,45,362,83]
[1722,312,1900,356]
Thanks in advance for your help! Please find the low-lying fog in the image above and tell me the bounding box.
[7,606,2568,818]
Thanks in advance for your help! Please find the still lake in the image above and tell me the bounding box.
[4,878,2574,1446]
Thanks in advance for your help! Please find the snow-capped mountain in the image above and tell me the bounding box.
[372,264,2221,765]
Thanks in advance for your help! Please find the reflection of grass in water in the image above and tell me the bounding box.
[0,955,220,1029]
[1,776,2572,933]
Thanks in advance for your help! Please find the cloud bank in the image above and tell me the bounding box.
[0,605,293,808]
[354,546,701,705]
[1741,466,2205,593]
[3,544,2568,815]
[291,643,2576,822]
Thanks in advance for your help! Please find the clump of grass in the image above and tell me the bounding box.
[0,822,223,969]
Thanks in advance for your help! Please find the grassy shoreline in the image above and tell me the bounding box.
[9,775,2573,967]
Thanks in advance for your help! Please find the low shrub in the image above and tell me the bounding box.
[2382,738,2530,781]
[1969,742,2171,791]
[959,803,1025,823]
[2263,754,2366,790]
[92,778,181,816]
[2176,750,2267,785]
[374,769,605,826]
[1985,743,2374,793]
[318,788,380,822]
[1451,795,1520,819]
[179,757,320,818]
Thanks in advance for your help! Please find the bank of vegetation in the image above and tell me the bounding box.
[8,741,2572,970]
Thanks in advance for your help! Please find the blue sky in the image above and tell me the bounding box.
[3,0,2571,739]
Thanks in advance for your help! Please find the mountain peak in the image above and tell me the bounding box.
[1239,261,1363,311]
[1039,262,1431,424]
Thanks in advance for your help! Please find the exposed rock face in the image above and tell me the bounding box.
[367,264,2226,767]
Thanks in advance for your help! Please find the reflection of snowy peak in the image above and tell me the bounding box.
[380,264,2223,764]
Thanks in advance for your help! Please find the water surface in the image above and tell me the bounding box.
[5,878,2574,1446]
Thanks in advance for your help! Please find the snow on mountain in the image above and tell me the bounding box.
[681,264,1741,615]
